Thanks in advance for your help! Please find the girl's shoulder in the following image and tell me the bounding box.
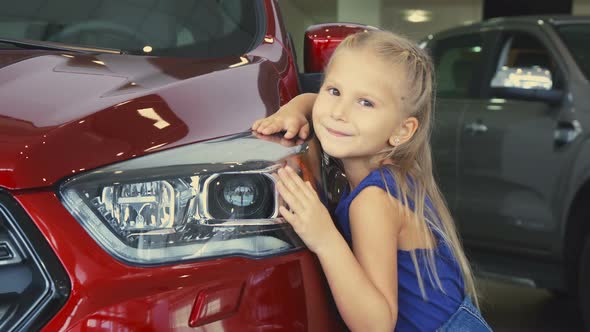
[341,167,436,224]
[345,167,399,203]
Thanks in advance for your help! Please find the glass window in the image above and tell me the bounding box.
[556,24,590,80]
[0,0,263,57]
[431,34,485,98]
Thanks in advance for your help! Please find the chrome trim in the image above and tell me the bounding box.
[0,241,22,266]
[61,132,307,188]
[201,218,286,226]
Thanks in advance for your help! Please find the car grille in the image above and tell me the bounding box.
[0,191,70,332]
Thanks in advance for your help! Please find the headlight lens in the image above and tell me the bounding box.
[99,179,193,232]
[59,134,308,265]
[207,174,275,219]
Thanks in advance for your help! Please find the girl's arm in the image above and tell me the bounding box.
[252,93,317,139]
[318,186,400,331]
[275,166,401,331]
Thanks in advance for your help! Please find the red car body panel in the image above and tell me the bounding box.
[15,191,341,331]
[0,53,282,190]
[0,0,343,330]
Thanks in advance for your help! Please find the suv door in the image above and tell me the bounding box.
[456,27,568,252]
[430,32,489,214]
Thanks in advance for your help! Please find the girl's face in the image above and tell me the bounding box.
[312,48,408,162]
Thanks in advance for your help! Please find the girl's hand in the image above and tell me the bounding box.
[252,107,310,139]
[252,93,317,139]
[276,166,340,254]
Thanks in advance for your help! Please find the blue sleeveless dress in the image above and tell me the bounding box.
[334,167,466,331]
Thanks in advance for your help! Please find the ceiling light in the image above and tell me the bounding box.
[403,9,431,23]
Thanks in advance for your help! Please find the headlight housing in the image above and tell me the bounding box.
[59,133,309,265]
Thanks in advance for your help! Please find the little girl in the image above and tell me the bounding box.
[252,30,491,331]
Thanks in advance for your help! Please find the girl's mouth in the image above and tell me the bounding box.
[325,127,351,137]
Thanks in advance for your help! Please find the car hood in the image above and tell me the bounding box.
[0,50,282,190]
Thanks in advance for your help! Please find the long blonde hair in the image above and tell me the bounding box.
[328,30,479,307]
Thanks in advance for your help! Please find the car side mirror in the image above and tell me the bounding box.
[299,23,378,93]
[490,66,564,105]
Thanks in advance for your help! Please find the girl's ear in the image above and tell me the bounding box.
[389,117,419,146]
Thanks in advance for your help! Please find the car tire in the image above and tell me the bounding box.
[579,234,590,331]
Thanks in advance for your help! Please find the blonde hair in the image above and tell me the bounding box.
[327,30,479,307]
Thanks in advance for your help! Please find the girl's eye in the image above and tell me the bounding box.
[359,99,374,108]
[327,87,340,96]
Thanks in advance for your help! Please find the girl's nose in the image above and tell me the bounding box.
[330,103,347,120]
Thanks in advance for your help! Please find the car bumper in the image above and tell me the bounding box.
[10,189,342,331]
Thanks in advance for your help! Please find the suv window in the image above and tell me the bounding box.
[431,33,485,98]
[490,31,560,90]
[556,24,590,80]
[0,0,262,57]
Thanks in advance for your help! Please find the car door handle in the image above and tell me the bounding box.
[464,121,488,134]
[554,120,582,147]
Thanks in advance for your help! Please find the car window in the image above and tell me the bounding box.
[0,0,263,57]
[490,32,560,90]
[431,33,485,98]
[556,24,590,81]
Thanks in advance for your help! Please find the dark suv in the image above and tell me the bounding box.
[424,15,590,328]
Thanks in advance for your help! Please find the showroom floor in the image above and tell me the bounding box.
[479,278,585,331]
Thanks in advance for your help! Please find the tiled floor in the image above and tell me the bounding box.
[479,279,585,332]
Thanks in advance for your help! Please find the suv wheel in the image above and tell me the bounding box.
[579,234,590,331]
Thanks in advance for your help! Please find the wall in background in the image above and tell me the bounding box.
[574,0,590,14]
[279,1,317,71]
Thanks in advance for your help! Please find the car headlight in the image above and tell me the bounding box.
[59,133,309,265]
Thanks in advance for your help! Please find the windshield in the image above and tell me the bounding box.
[0,0,263,57]
[556,24,590,79]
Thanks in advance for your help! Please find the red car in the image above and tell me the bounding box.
[0,1,370,331]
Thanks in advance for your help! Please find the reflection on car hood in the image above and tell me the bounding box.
[0,50,282,189]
